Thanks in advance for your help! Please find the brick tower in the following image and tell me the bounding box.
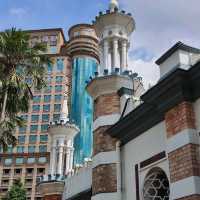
[87,0,136,199]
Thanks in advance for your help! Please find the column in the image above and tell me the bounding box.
[121,40,127,72]
[112,38,118,70]
[49,146,56,175]
[65,146,71,175]
[57,139,64,175]
[69,147,74,172]
[103,40,109,71]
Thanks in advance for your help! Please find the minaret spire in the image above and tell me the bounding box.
[109,0,119,12]
[60,93,69,123]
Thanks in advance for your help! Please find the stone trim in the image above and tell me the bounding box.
[92,151,118,169]
[91,192,118,200]
[93,114,120,131]
[170,176,200,199]
[167,129,199,153]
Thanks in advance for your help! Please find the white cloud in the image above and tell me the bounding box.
[119,0,200,89]
[9,8,27,17]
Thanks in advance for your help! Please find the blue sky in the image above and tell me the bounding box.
[1,0,200,88]
[0,0,109,37]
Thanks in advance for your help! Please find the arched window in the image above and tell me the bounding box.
[143,167,170,200]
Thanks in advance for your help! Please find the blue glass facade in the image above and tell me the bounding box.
[70,57,97,164]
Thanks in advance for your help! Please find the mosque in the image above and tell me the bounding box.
[37,0,200,200]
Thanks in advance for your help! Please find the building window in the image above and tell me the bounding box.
[38,157,47,164]
[47,64,53,73]
[55,85,62,92]
[44,86,52,93]
[16,158,24,165]
[33,96,41,103]
[27,157,35,164]
[3,169,11,175]
[42,114,50,122]
[41,124,48,132]
[30,125,38,133]
[26,168,34,175]
[4,158,12,166]
[55,76,63,83]
[7,145,13,153]
[54,104,61,112]
[50,46,57,54]
[28,146,35,153]
[46,76,52,84]
[20,115,28,121]
[17,146,24,153]
[143,167,170,200]
[31,115,39,123]
[19,126,26,133]
[29,135,37,143]
[53,114,60,122]
[40,135,48,143]
[57,59,64,72]
[43,105,50,112]
[55,95,62,102]
[15,168,22,175]
[37,168,45,175]
[39,145,47,152]
[18,136,26,144]
[32,105,40,112]
[44,95,51,103]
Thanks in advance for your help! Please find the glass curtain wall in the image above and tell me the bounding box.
[70,57,97,165]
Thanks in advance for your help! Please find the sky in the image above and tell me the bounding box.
[1,0,200,88]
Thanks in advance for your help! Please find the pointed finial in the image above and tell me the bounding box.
[60,93,69,123]
[109,0,119,12]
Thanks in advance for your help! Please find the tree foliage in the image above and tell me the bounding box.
[0,28,51,149]
[5,179,26,200]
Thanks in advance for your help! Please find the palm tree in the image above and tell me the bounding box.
[0,28,51,149]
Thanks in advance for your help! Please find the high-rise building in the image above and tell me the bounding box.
[0,28,72,200]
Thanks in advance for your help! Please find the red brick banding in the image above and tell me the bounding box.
[92,164,117,195]
[165,102,196,138]
[94,93,120,120]
[165,101,200,198]
[44,194,62,200]
[168,143,200,183]
[93,126,117,156]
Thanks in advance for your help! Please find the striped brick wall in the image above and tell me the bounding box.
[165,101,200,199]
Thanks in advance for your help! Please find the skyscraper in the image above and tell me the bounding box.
[0,28,72,200]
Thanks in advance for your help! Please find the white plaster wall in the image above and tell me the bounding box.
[64,165,92,199]
[121,122,170,200]
[159,50,180,77]
[159,50,192,78]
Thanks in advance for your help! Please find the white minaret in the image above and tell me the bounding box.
[109,0,119,12]
[48,95,79,176]
[94,0,135,74]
